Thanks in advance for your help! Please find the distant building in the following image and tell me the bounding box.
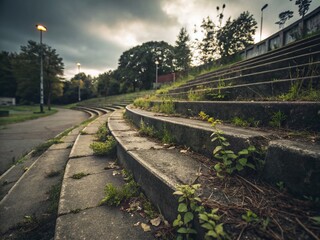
[0,97,16,106]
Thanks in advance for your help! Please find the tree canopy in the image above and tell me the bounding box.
[117,41,175,90]
[12,40,64,105]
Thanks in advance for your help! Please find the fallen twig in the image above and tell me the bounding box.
[295,217,320,240]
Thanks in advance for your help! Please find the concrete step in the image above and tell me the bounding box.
[190,33,320,85]
[55,111,155,240]
[124,106,320,197]
[147,100,320,132]
[108,108,320,239]
[165,75,320,101]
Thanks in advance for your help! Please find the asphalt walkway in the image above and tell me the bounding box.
[0,108,88,174]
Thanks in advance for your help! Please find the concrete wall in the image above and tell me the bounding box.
[240,6,320,59]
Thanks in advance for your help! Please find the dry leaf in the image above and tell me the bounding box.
[105,162,120,170]
[134,222,140,227]
[112,170,121,176]
[150,216,161,226]
[180,149,188,153]
[141,223,151,232]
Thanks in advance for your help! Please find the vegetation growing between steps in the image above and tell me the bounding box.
[134,97,176,115]
[90,120,117,156]
[90,135,117,156]
[139,119,175,144]
[100,166,175,239]
[199,111,263,177]
[173,184,226,240]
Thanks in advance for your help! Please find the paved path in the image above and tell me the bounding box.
[0,108,88,175]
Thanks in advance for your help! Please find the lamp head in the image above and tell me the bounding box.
[36,24,47,32]
[261,4,268,11]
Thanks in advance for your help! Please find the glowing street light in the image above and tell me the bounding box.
[36,24,47,113]
[155,60,159,85]
[260,4,268,41]
[77,63,81,102]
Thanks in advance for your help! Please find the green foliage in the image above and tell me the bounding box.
[71,172,90,179]
[133,97,151,109]
[159,99,175,114]
[90,135,117,156]
[173,184,226,240]
[117,41,175,90]
[13,40,64,105]
[217,11,257,59]
[174,27,192,73]
[32,138,63,157]
[100,179,140,206]
[95,123,109,142]
[231,117,260,128]
[242,210,259,223]
[0,105,57,126]
[199,209,226,240]
[198,111,222,128]
[161,125,175,144]
[139,119,157,137]
[47,183,61,213]
[276,181,285,191]
[269,111,286,128]
[212,130,257,177]
[310,216,320,225]
[173,184,202,239]
[290,0,312,18]
[275,11,294,29]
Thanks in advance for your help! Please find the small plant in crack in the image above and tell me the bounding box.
[71,172,90,179]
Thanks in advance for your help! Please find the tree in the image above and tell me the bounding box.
[198,16,217,64]
[217,11,257,59]
[0,51,16,97]
[96,71,120,97]
[290,0,312,18]
[275,11,294,29]
[13,40,64,106]
[174,27,192,73]
[117,41,175,90]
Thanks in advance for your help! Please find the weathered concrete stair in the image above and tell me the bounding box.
[120,106,320,197]
[165,33,320,100]
[148,100,320,131]
[55,109,155,240]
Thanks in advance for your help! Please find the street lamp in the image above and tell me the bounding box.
[260,4,268,41]
[155,60,159,86]
[36,24,47,113]
[77,63,81,102]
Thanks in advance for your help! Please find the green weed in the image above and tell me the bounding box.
[95,123,109,142]
[269,111,286,128]
[71,172,90,179]
[90,135,117,156]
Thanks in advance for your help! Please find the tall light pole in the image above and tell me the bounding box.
[77,63,81,102]
[155,60,159,87]
[36,24,47,113]
[260,4,268,41]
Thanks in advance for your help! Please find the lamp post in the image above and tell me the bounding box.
[155,60,159,88]
[77,63,81,102]
[36,24,47,113]
[260,4,268,41]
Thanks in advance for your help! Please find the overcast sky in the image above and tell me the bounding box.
[0,0,318,79]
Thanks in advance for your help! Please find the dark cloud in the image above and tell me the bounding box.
[0,0,318,78]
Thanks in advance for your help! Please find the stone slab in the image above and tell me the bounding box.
[69,135,95,158]
[64,156,112,178]
[48,142,73,150]
[263,140,320,197]
[0,149,69,234]
[55,206,155,240]
[58,170,123,215]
